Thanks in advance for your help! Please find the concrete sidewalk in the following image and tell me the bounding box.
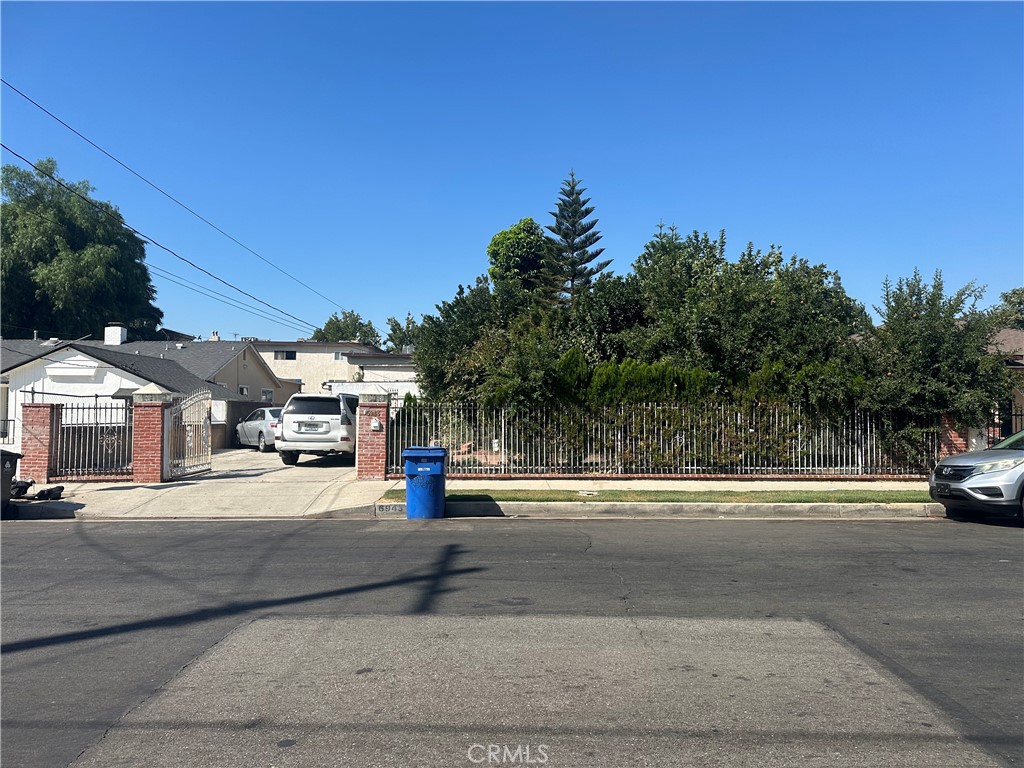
[2,447,942,521]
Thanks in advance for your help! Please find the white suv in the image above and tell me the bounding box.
[276,393,359,465]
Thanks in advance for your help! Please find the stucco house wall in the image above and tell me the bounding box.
[254,341,416,394]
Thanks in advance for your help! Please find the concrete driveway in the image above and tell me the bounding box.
[28,448,397,520]
[212,445,358,482]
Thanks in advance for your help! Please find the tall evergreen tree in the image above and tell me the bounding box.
[546,170,611,303]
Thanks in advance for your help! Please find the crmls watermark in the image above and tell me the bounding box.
[467,744,550,764]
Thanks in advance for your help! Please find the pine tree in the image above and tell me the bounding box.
[546,170,611,304]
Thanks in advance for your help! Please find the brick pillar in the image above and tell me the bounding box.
[132,400,168,483]
[20,403,60,482]
[938,414,968,459]
[356,395,390,479]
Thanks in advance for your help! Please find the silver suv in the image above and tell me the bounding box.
[929,429,1024,518]
[276,393,359,466]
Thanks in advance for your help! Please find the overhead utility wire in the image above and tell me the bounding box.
[1,145,318,333]
[9,197,312,336]
[1,78,344,313]
[147,264,311,335]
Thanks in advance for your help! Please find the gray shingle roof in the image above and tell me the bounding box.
[75,340,254,380]
[1,339,242,400]
[1,339,74,372]
[67,344,243,400]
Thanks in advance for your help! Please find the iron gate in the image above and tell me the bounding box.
[165,388,212,478]
[53,402,133,478]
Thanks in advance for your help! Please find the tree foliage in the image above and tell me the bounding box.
[546,171,611,304]
[860,270,1011,429]
[410,173,1011,430]
[486,217,560,303]
[997,287,1024,330]
[1,158,163,340]
[384,313,420,353]
[311,310,381,346]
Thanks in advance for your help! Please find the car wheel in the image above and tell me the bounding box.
[280,451,299,466]
[233,429,242,448]
[258,432,268,453]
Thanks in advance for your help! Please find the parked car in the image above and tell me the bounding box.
[235,408,281,452]
[276,393,358,466]
[929,429,1024,518]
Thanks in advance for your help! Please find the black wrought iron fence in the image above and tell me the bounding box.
[53,402,133,478]
[387,401,941,477]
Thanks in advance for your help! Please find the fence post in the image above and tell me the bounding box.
[19,403,60,483]
[132,398,170,483]
[356,394,390,480]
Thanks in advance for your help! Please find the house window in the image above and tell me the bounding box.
[334,352,348,360]
[239,385,249,397]
[261,389,274,403]
[274,351,297,360]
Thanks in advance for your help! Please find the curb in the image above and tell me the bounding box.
[2,500,945,522]
[374,501,945,520]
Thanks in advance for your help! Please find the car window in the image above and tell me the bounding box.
[284,397,342,415]
[245,411,261,422]
[990,430,1024,451]
[268,408,281,419]
[343,395,359,415]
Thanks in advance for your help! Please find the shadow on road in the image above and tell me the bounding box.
[0,544,482,654]
[944,511,1023,528]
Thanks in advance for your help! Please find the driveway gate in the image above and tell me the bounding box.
[165,388,212,478]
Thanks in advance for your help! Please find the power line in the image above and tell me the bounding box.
[6,199,313,337]
[1,144,319,333]
[147,264,311,335]
[1,78,345,313]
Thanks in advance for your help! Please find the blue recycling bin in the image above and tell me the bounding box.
[403,446,447,519]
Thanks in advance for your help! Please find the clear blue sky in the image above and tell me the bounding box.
[2,1,1021,343]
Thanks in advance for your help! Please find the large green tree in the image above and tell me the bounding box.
[384,313,420,353]
[546,171,611,303]
[997,287,1024,329]
[486,217,561,305]
[860,269,1011,429]
[1,158,163,340]
[414,277,495,400]
[628,225,868,406]
[311,310,381,346]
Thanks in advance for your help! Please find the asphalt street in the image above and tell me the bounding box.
[1,518,1021,767]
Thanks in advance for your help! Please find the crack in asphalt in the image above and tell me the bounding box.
[612,568,652,650]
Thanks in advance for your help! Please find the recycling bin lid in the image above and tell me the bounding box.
[402,446,448,458]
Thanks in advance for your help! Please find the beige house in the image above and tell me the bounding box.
[254,340,419,398]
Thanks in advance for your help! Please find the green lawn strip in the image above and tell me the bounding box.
[380,489,933,504]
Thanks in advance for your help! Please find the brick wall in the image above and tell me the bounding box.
[938,414,968,459]
[356,397,389,479]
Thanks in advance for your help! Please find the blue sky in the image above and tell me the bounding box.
[2,2,1021,343]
